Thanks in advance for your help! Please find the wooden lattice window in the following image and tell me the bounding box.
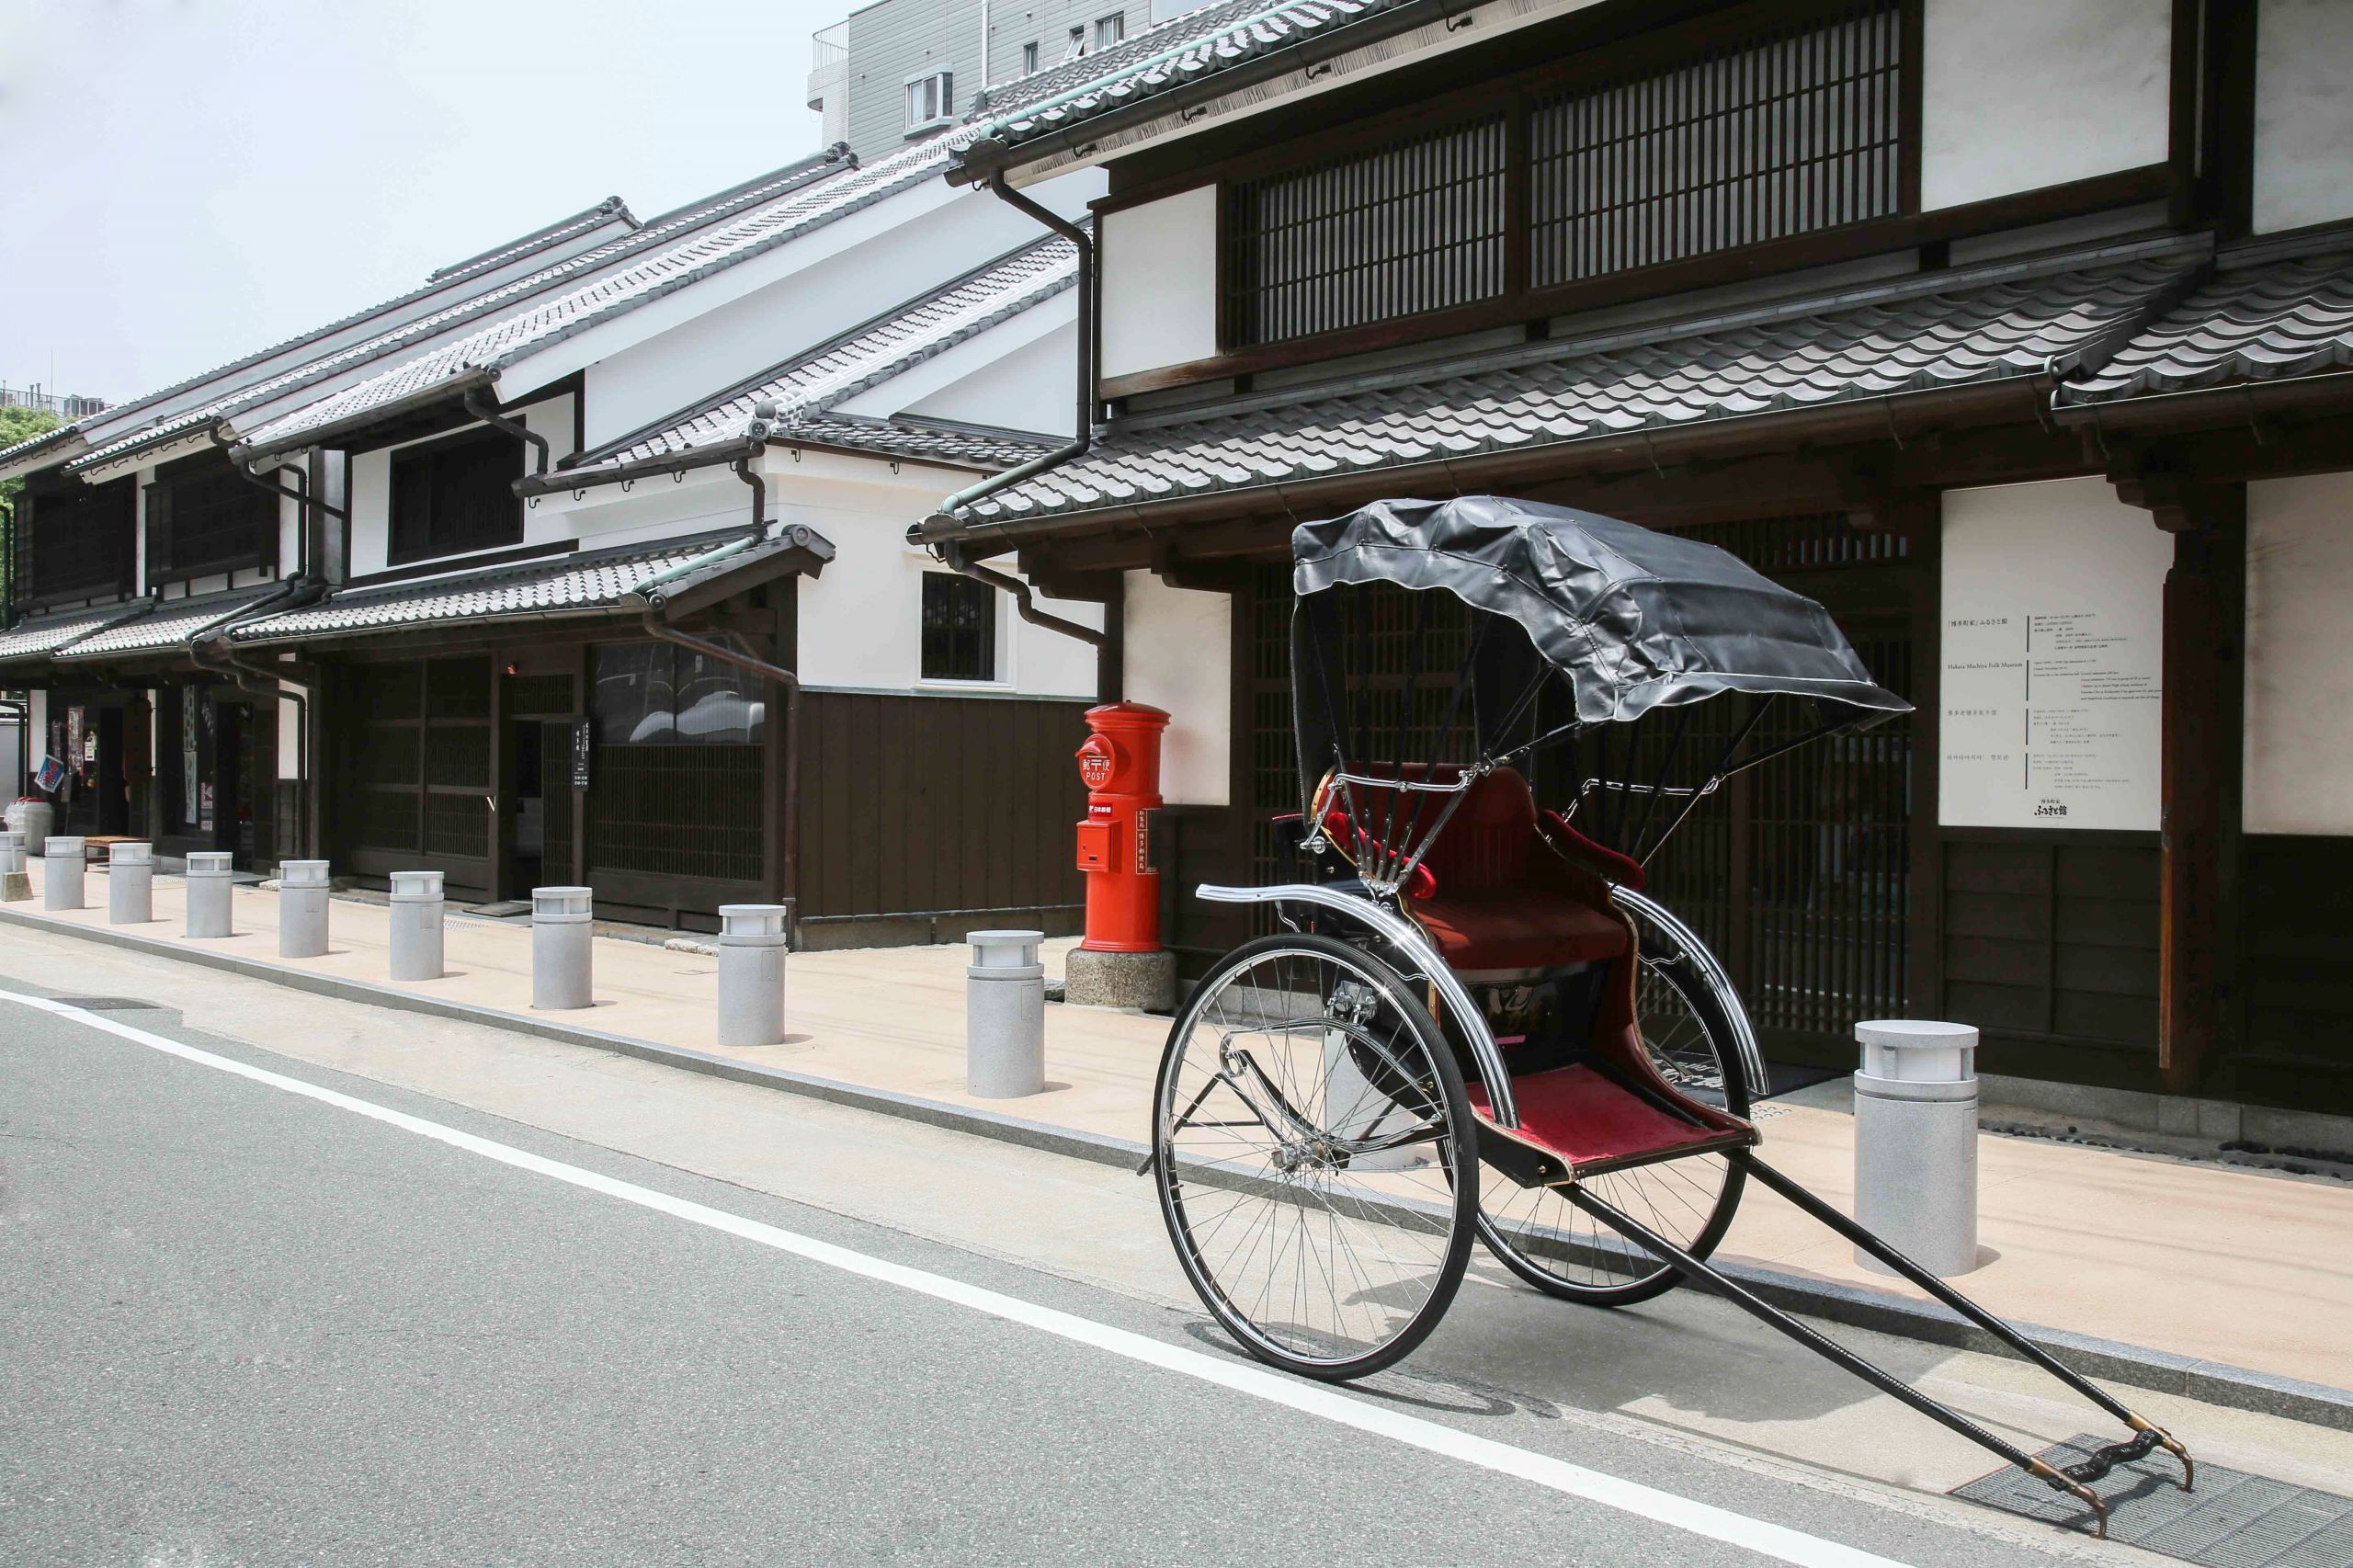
[25,478,136,604]
[389,427,523,566]
[144,450,278,585]
[1529,0,1904,287]
[1223,114,1509,347]
[1214,0,1909,351]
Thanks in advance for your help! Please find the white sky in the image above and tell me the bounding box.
[0,0,836,403]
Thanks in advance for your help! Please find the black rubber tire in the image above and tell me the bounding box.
[1153,931,1479,1381]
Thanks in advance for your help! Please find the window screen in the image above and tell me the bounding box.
[389,428,524,565]
[1529,0,1904,285]
[921,574,996,682]
[1224,115,1509,347]
[593,641,764,746]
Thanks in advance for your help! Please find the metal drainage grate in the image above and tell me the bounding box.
[49,996,168,1011]
[1954,1435,2353,1565]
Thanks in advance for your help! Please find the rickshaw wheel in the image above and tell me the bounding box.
[1152,933,1478,1381]
[1473,933,1751,1307]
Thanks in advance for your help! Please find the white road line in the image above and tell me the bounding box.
[6,988,1913,1568]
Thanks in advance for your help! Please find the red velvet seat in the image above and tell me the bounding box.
[1468,1064,1751,1176]
[1324,766,1630,972]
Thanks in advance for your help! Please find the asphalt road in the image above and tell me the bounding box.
[0,985,2090,1567]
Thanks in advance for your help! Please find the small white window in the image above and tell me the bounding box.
[1021,40,1039,74]
[1064,24,1086,60]
[903,69,953,131]
[1095,13,1124,48]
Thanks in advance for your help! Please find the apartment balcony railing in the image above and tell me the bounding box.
[0,384,108,420]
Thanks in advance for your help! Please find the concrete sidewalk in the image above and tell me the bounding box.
[7,861,2349,1411]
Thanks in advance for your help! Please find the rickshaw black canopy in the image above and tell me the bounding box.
[1293,495,1913,727]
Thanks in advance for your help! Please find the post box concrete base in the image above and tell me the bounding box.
[1063,947,1176,1012]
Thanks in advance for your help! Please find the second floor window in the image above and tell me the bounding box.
[1064,25,1086,61]
[389,427,523,565]
[1022,40,1039,74]
[1095,13,1124,49]
[904,69,952,131]
[1222,0,1905,347]
[144,450,278,586]
[920,573,995,682]
[19,477,135,605]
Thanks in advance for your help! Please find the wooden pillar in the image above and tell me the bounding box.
[486,655,507,903]
[2117,472,2244,1094]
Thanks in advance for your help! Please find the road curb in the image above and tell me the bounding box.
[7,901,2348,1435]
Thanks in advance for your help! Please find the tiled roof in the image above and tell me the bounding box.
[952,251,2196,528]
[240,139,960,455]
[64,153,854,476]
[228,527,832,645]
[963,0,1411,168]
[779,415,1058,470]
[549,235,1077,482]
[2059,248,2353,403]
[54,589,278,661]
[0,422,85,477]
[0,605,145,665]
[51,199,640,471]
[426,197,635,283]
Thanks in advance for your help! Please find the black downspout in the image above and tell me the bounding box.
[733,455,767,538]
[209,426,348,520]
[919,170,1094,528]
[188,576,326,860]
[462,392,551,476]
[915,172,1112,689]
[639,613,801,921]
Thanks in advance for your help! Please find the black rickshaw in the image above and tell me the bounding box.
[1146,495,2190,1537]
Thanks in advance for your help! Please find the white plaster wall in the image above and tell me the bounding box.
[2245,472,2353,835]
[1099,187,1221,380]
[26,690,46,781]
[1920,0,2171,211]
[2254,0,2353,234]
[893,318,1079,435]
[1122,570,1230,806]
[277,673,301,782]
[791,485,1100,697]
[552,179,1090,445]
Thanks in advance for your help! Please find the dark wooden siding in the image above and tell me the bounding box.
[796,689,1088,949]
[2224,834,2353,1110]
[1938,834,2161,1090]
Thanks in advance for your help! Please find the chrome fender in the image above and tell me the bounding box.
[1610,884,1770,1099]
[1193,882,1518,1129]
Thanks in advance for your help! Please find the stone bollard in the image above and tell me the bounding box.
[1,829,28,902]
[42,836,86,912]
[1852,1019,1981,1278]
[965,929,1046,1098]
[186,851,236,938]
[716,903,791,1046]
[278,860,331,959]
[108,842,153,924]
[531,886,595,1010]
[388,870,446,982]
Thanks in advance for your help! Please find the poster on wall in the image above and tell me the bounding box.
[1938,479,2170,831]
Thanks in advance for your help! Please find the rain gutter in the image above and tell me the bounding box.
[951,0,1439,187]
[461,391,552,476]
[233,369,499,469]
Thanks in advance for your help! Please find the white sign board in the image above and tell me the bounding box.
[1939,478,2169,831]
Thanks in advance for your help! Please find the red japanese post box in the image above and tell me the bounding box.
[1074,702,1169,953]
